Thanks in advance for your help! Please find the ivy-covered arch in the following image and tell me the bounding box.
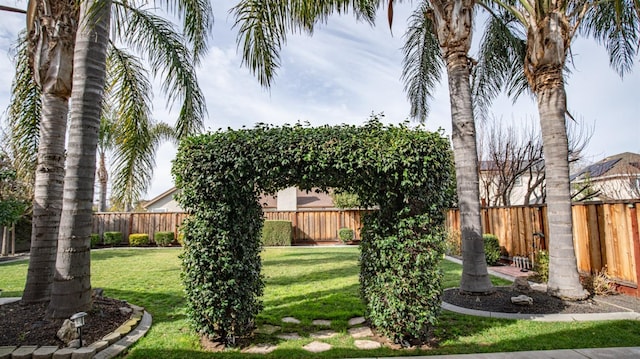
[173,118,455,344]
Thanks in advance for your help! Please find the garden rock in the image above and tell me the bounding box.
[254,324,281,335]
[310,330,337,339]
[511,295,534,306]
[311,319,331,326]
[276,333,302,340]
[242,344,278,354]
[119,307,133,315]
[354,339,382,350]
[57,320,78,343]
[302,341,332,353]
[511,277,532,292]
[348,326,373,338]
[281,317,300,324]
[348,317,365,326]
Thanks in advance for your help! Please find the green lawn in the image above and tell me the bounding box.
[1,247,639,358]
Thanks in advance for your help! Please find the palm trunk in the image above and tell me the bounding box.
[447,51,493,293]
[98,152,108,212]
[22,1,77,303]
[47,0,111,318]
[534,67,587,299]
[435,0,493,294]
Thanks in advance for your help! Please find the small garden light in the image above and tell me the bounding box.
[70,312,87,348]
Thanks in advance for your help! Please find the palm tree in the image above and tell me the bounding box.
[474,1,638,299]
[233,0,494,293]
[46,0,212,316]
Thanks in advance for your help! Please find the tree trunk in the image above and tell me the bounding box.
[98,153,108,212]
[434,0,493,293]
[534,67,587,300]
[22,0,77,302]
[47,0,111,318]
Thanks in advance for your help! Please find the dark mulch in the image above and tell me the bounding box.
[0,296,131,347]
[443,287,640,315]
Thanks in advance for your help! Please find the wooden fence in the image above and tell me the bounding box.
[446,201,640,288]
[93,201,640,290]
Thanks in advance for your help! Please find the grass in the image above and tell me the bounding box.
[1,247,639,358]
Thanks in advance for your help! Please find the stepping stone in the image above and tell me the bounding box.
[33,346,60,359]
[311,319,331,326]
[348,326,373,338]
[281,317,301,324]
[354,339,382,350]
[255,324,281,335]
[348,317,365,326]
[276,333,302,340]
[242,344,278,354]
[310,330,338,339]
[302,341,332,353]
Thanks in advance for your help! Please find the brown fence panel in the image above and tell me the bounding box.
[93,212,188,243]
[446,201,640,286]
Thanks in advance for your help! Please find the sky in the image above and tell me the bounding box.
[1,0,639,201]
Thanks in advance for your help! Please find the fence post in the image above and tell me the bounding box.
[628,204,640,297]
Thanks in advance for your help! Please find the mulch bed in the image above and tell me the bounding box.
[442,286,639,315]
[0,296,131,347]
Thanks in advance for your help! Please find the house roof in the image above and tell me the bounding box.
[141,187,180,209]
[571,152,640,181]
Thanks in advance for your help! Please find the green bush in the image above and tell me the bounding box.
[535,250,549,282]
[90,233,101,248]
[261,221,292,246]
[154,231,175,246]
[338,227,353,242]
[483,234,501,265]
[103,231,123,246]
[176,231,184,246]
[444,230,461,256]
[129,233,150,246]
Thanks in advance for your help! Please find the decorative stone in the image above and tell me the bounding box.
[242,344,278,354]
[311,319,331,326]
[254,324,281,335]
[281,317,300,324]
[354,339,382,350]
[10,345,37,359]
[57,320,78,343]
[123,318,141,328]
[348,326,373,338]
[88,340,109,353]
[0,346,16,359]
[92,288,104,298]
[129,304,144,312]
[511,277,532,292]
[310,330,337,339]
[119,307,133,315]
[114,324,133,335]
[302,341,332,353]
[52,348,74,359]
[511,295,534,306]
[101,332,121,345]
[348,317,365,326]
[70,347,96,359]
[33,346,59,359]
[276,333,302,340]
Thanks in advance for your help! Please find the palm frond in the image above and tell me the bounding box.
[472,7,528,121]
[112,2,206,137]
[7,32,40,186]
[106,46,156,209]
[580,0,639,77]
[232,0,377,88]
[400,1,443,122]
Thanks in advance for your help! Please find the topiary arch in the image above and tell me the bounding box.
[172,117,455,344]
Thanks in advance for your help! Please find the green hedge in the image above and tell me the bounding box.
[261,221,292,246]
[155,231,175,246]
[103,231,123,246]
[338,227,353,242]
[129,233,150,246]
[483,234,501,265]
[90,233,101,248]
[173,118,455,344]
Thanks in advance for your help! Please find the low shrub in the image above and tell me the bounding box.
[90,233,101,248]
[534,250,549,283]
[176,231,184,246]
[103,231,123,246]
[583,268,617,296]
[155,231,175,246]
[129,233,150,247]
[445,230,461,256]
[338,227,353,242]
[483,234,501,265]
[261,220,292,246]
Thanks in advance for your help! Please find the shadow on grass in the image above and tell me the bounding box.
[266,264,360,287]
[100,287,187,324]
[91,248,151,261]
[263,251,360,268]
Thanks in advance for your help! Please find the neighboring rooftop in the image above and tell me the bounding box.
[572,152,640,181]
